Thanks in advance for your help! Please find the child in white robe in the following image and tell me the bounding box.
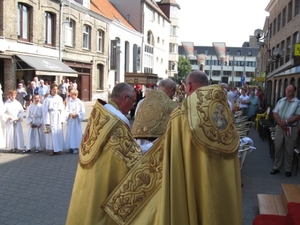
[43,84,64,156]
[24,94,44,153]
[65,90,85,154]
[3,89,24,152]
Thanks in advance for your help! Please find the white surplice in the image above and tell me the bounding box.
[2,99,24,149]
[26,102,44,150]
[0,85,5,149]
[65,98,85,149]
[43,95,64,152]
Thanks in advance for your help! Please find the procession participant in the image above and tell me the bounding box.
[0,83,6,149]
[65,90,85,154]
[24,94,44,153]
[43,84,64,156]
[3,90,25,152]
[132,78,178,153]
[66,83,153,225]
[102,71,242,225]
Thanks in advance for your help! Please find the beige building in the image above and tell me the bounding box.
[256,0,300,107]
[157,0,180,79]
[0,0,178,99]
[0,0,112,101]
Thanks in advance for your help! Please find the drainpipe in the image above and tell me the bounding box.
[58,0,64,83]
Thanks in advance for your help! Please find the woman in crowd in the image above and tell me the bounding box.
[16,83,27,109]
[43,84,64,156]
[24,94,44,153]
[3,89,24,152]
[247,90,260,121]
[65,90,85,154]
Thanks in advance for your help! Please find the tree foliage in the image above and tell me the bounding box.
[177,56,192,82]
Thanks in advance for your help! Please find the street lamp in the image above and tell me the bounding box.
[254,28,283,62]
[254,28,283,107]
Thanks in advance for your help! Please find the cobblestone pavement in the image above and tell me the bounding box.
[1,104,300,224]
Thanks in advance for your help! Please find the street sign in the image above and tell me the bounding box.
[240,75,245,86]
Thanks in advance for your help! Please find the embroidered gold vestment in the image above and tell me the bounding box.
[102,85,242,225]
[66,100,142,225]
[131,90,178,138]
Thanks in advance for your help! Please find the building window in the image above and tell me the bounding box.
[277,13,281,31]
[144,44,153,73]
[288,1,292,22]
[170,26,177,36]
[158,15,160,24]
[169,61,176,71]
[282,7,286,27]
[110,40,117,70]
[18,3,31,41]
[169,43,178,53]
[280,40,285,65]
[286,36,291,62]
[133,45,141,72]
[295,0,300,16]
[96,64,104,90]
[226,50,230,55]
[237,50,241,56]
[269,24,273,38]
[293,32,299,44]
[44,12,55,45]
[248,51,252,56]
[273,18,276,35]
[65,19,75,47]
[157,37,160,44]
[97,29,104,53]
[83,25,91,49]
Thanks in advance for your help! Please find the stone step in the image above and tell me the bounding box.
[257,194,287,215]
[281,183,300,206]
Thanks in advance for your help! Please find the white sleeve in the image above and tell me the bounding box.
[140,142,153,154]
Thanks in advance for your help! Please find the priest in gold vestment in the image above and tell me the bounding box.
[132,89,178,153]
[66,83,148,225]
[102,72,242,225]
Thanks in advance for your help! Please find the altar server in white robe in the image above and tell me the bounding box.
[43,84,64,156]
[0,83,5,149]
[3,90,24,152]
[24,94,44,153]
[65,89,85,154]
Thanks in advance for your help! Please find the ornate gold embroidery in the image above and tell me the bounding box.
[107,125,142,168]
[102,140,164,225]
[79,100,142,169]
[132,90,178,138]
[187,85,239,158]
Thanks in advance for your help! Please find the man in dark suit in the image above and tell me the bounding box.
[27,81,39,102]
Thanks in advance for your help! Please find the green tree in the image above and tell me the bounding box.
[177,56,192,82]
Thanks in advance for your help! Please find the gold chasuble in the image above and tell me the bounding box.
[131,90,178,138]
[66,100,142,225]
[102,85,242,225]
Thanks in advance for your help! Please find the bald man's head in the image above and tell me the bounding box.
[185,70,208,96]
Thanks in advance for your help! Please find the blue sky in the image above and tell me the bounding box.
[176,0,271,47]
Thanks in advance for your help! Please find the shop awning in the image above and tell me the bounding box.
[14,54,78,77]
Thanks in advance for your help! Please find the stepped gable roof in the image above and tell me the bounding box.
[90,0,136,31]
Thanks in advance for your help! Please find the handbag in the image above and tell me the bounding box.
[23,94,31,101]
